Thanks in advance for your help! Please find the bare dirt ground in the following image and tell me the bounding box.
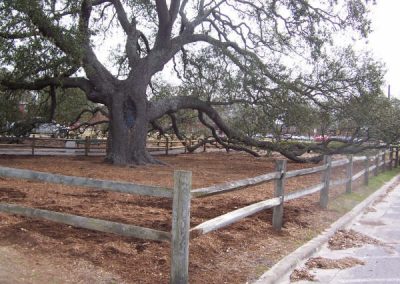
[0,152,365,283]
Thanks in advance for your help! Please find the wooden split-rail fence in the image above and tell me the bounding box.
[0,136,197,156]
[0,148,398,283]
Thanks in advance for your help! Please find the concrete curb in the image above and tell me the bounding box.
[254,174,400,284]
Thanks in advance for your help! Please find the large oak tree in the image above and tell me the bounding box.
[0,0,384,165]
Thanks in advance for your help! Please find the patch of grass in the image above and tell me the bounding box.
[254,264,270,277]
[299,228,318,243]
[328,141,347,149]
[329,167,400,214]
[366,168,400,189]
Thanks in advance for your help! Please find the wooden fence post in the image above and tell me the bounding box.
[320,155,332,209]
[184,139,187,153]
[389,147,393,170]
[396,147,399,168]
[31,135,36,156]
[84,136,90,156]
[165,137,169,155]
[364,155,369,186]
[374,152,379,176]
[382,151,386,172]
[273,160,286,230]
[186,139,192,154]
[203,140,206,152]
[346,155,353,194]
[171,170,192,284]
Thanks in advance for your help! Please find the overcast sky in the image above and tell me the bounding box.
[368,1,400,98]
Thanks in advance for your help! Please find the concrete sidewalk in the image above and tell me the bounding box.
[256,175,400,284]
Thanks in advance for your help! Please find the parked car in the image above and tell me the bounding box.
[32,123,69,138]
[314,135,330,142]
[298,135,312,141]
[281,134,292,140]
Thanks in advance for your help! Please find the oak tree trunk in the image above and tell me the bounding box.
[104,83,157,165]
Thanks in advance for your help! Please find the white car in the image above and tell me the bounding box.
[32,123,68,138]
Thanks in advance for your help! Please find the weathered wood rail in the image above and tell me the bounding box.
[0,203,170,241]
[191,171,280,198]
[0,147,397,283]
[0,166,172,198]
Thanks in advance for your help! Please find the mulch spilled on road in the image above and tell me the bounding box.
[328,229,382,250]
[290,229,378,282]
[290,268,316,282]
[290,256,365,282]
[306,256,364,269]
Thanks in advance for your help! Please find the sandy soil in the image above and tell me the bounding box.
[0,152,365,283]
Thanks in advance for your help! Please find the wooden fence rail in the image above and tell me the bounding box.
[191,197,281,236]
[0,203,170,241]
[0,147,396,283]
[0,166,172,198]
[191,171,280,198]
[284,164,327,178]
[285,183,325,201]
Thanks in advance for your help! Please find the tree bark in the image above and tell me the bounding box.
[104,81,159,166]
[49,85,57,122]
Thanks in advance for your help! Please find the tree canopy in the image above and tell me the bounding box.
[0,0,391,164]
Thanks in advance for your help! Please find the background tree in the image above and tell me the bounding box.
[0,0,385,165]
[55,88,99,125]
[0,90,24,135]
[336,94,400,144]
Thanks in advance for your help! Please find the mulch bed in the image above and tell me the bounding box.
[0,152,366,283]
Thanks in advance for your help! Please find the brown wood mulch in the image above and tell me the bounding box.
[0,152,365,283]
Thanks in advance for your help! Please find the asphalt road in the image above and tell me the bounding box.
[281,181,400,284]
